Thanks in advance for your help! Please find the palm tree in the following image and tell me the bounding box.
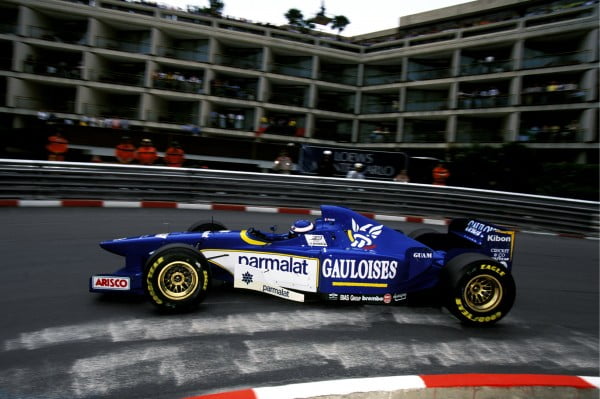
[285,8,305,28]
[330,15,350,35]
[204,0,224,16]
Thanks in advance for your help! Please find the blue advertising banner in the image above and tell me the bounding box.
[298,145,407,179]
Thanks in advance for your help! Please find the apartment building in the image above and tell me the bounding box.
[0,0,598,165]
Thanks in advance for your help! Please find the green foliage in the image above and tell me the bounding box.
[284,8,350,34]
[203,0,224,16]
[331,15,350,33]
[447,143,598,200]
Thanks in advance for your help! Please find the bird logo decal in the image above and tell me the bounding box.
[349,219,383,250]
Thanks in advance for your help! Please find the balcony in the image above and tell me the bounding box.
[521,88,587,106]
[23,59,82,80]
[460,58,513,76]
[91,69,144,87]
[28,24,87,45]
[211,78,257,100]
[403,130,446,143]
[16,96,75,113]
[96,36,150,54]
[152,73,204,94]
[455,130,504,143]
[157,45,209,63]
[457,93,511,109]
[405,98,449,112]
[521,50,591,70]
[83,103,139,119]
[146,110,198,125]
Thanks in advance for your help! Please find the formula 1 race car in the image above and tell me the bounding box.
[90,205,517,325]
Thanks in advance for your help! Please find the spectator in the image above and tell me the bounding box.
[272,150,293,174]
[394,170,410,183]
[136,138,158,165]
[46,131,68,161]
[164,141,185,167]
[432,162,450,185]
[317,150,335,177]
[115,135,136,164]
[346,163,366,179]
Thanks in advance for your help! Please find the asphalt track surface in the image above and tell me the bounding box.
[0,208,598,399]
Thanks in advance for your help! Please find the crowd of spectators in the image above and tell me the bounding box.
[257,116,301,136]
[210,79,256,100]
[458,87,506,109]
[209,111,246,130]
[24,55,82,79]
[519,120,580,142]
[522,81,585,105]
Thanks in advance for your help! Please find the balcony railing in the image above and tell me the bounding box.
[403,131,446,143]
[0,22,17,34]
[23,61,82,79]
[405,98,448,112]
[319,70,358,85]
[211,81,257,100]
[153,77,204,94]
[457,94,511,109]
[363,72,403,86]
[407,66,452,81]
[521,50,590,69]
[16,96,75,113]
[146,110,198,124]
[521,88,587,106]
[455,130,504,143]
[459,58,513,76]
[156,46,209,63]
[90,69,145,87]
[28,25,87,45]
[269,93,308,107]
[96,36,150,54]
[83,103,139,119]
[270,62,312,79]
[215,53,262,70]
[518,127,584,143]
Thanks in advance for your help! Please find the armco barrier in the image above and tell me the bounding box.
[0,159,598,236]
[181,374,600,399]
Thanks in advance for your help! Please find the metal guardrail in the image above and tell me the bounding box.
[1,159,598,236]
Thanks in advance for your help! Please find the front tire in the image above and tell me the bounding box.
[144,245,209,312]
[443,253,515,325]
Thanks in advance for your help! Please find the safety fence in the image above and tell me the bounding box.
[0,159,598,236]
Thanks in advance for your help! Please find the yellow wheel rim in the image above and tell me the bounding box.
[463,274,503,312]
[157,261,199,301]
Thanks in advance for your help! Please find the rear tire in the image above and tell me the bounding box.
[442,253,515,325]
[144,244,209,312]
[188,220,227,232]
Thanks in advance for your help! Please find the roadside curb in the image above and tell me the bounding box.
[2,199,598,239]
[0,199,450,226]
[182,374,600,399]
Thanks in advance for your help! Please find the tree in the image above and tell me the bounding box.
[203,0,224,16]
[330,15,350,34]
[285,8,305,28]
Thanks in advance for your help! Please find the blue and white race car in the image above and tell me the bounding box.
[90,205,516,325]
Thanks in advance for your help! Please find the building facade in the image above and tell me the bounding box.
[0,0,598,165]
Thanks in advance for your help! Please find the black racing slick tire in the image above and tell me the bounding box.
[187,220,227,232]
[144,244,210,312]
[442,253,516,325]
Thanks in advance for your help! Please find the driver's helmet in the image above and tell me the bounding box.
[289,219,314,237]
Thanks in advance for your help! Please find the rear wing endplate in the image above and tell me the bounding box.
[449,219,516,269]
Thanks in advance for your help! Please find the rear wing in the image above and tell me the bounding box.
[449,219,516,270]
